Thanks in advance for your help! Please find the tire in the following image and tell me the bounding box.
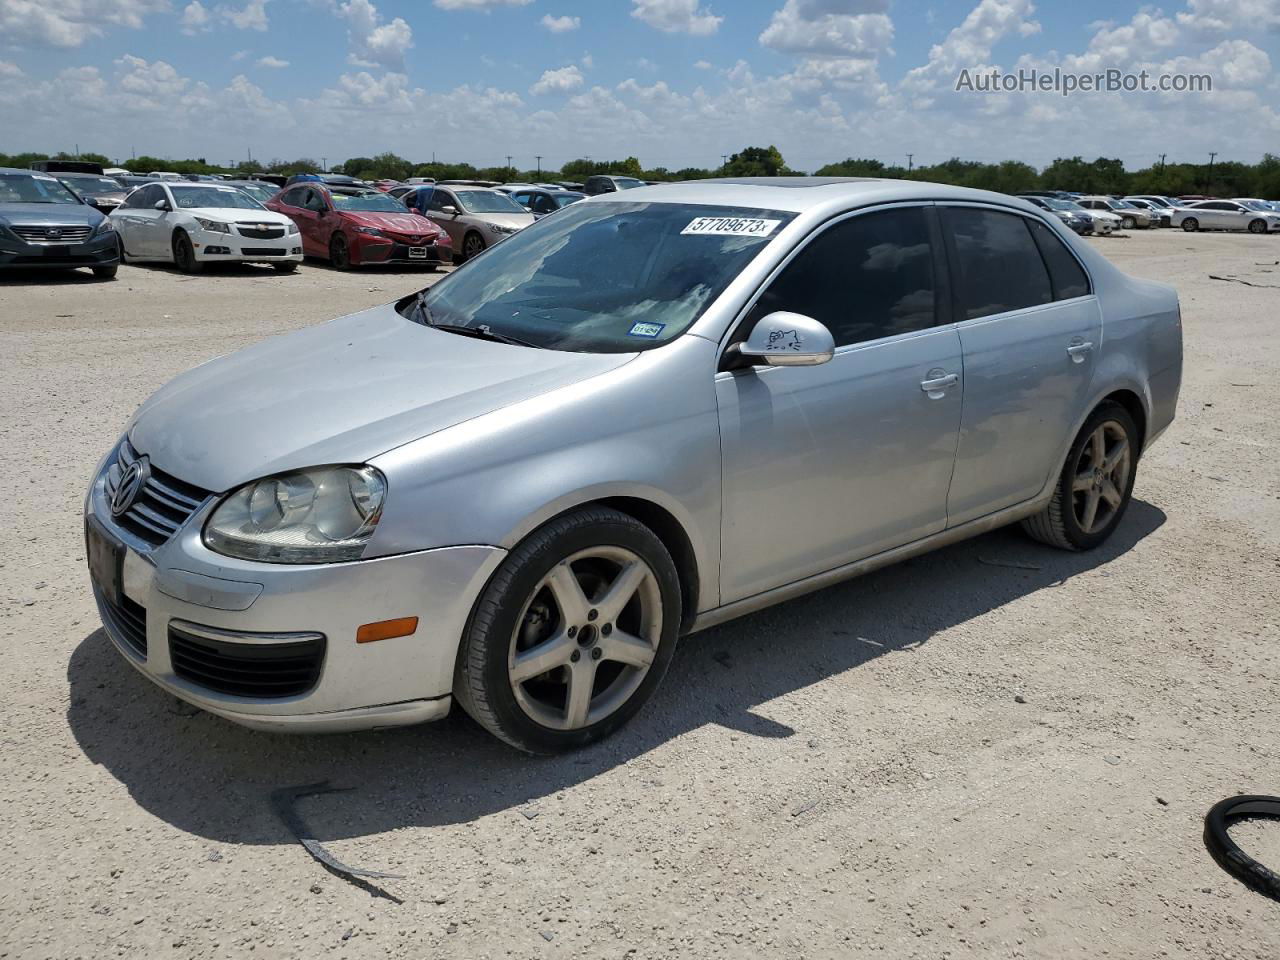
[1182,217,1199,232]
[329,232,352,270]
[272,261,298,273]
[172,231,201,273]
[1120,216,1136,230]
[460,231,485,263]
[1248,219,1267,235]
[1203,796,1280,903]
[454,507,681,754]
[92,263,118,280]
[1022,401,1139,551]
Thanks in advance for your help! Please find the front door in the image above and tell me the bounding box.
[940,206,1102,524]
[716,205,964,603]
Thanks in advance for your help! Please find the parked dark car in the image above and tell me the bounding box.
[57,172,129,213]
[267,182,451,269]
[1018,195,1094,235]
[500,185,585,217]
[116,175,159,191]
[30,159,105,175]
[582,175,647,195]
[0,167,120,278]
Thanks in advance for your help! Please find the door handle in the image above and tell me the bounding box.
[920,371,958,398]
[1067,340,1094,362]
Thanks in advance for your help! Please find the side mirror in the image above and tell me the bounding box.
[153,199,170,211]
[441,205,459,216]
[736,312,835,367]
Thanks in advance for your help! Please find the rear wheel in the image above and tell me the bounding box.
[461,231,485,262]
[454,507,681,754]
[1248,219,1267,234]
[1022,402,1139,551]
[329,232,352,270]
[1182,217,1199,232]
[172,231,201,273]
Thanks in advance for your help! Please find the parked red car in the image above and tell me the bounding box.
[267,183,451,270]
[373,179,400,192]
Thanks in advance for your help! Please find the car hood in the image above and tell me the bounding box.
[341,211,441,235]
[129,303,635,492]
[467,212,536,230]
[0,202,102,226]
[179,207,296,225]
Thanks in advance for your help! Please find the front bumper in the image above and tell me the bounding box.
[0,229,119,269]
[193,227,303,263]
[353,236,452,266]
[85,453,505,732]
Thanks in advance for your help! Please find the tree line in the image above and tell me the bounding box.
[3,146,1277,199]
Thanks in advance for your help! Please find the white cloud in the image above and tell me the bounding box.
[631,0,722,35]
[1064,10,1180,72]
[903,0,1040,95]
[217,0,268,30]
[694,59,713,69]
[1177,0,1280,33]
[0,59,23,77]
[114,54,190,98]
[581,53,594,68]
[433,0,531,9]
[257,54,289,67]
[0,0,170,48]
[339,0,413,70]
[531,64,585,95]
[759,0,894,58]
[230,48,249,60]
[540,13,579,32]
[179,0,211,34]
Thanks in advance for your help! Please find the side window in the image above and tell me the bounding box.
[533,194,555,214]
[279,187,304,207]
[138,185,163,208]
[748,206,937,348]
[428,190,455,212]
[1026,219,1090,301]
[122,188,145,209]
[944,208,1052,320]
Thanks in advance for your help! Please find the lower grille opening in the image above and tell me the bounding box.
[96,589,147,658]
[169,624,325,698]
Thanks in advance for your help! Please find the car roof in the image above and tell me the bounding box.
[588,176,1047,214]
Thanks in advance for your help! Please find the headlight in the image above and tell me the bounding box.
[203,465,387,563]
[286,221,300,234]
[195,217,230,234]
[488,223,518,235]
[354,225,386,237]
[94,218,116,235]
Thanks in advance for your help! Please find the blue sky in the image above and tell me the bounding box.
[1,0,1277,171]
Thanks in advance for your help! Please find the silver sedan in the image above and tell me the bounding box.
[85,178,1183,752]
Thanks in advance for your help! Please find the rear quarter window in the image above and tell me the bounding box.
[1026,219,1091,301]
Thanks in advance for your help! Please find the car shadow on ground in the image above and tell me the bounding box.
[118,262,299,278]
[66,501,1165,847]
[0,267,116,285]
[301,257,452,276]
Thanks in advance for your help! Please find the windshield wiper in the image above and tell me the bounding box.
[428,322,539,349]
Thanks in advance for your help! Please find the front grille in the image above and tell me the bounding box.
[240,247,287,256]
[104,438,211,549]
[169,624,325,698]
[386,233,433,245]
[95,588,148,658]
[235,224,286,240]
[12,224,92,243]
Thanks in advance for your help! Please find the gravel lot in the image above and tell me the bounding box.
[1,233,1278,960]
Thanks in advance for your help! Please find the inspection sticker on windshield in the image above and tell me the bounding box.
[628,322,666,339]
[681,216,781,238]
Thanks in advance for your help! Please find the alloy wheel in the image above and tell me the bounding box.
[1071,420,1132,535]
[508,546,662,731]
[463,233,485,260]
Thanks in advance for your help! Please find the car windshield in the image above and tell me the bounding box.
[0,173,82,204]
[231,182,277,203]
[65,177,124,196]
[171,186,264,210]
[615,178,646,190]
[1042,198,1076,211]
[408,201,795,353]
[456,190,526,214]
[553,192,585,208]
[330,190,403,212]
[1109,200,1137,209]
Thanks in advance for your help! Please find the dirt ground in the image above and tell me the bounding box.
[0,232,1277,960]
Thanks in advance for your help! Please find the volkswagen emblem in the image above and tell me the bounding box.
[111,455,150,517]
[46,228,62,239]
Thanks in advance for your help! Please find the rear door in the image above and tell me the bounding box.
[941,206,1101,524]
[130,184,171,258]
[276,187,324,256]
[716,204,964,602]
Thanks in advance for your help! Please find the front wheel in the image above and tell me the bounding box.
[1022,402,1139,551]
[272,261,298,273]
[1120,216,1136,230]
[1248,219,1267,234]
[1182,218,1199,232]
[454,507,681,754]
[172,231,201,273]
[461,231,485,262]
[92,263,118,280]
[329,232,352,270]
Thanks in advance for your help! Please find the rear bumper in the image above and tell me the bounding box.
[0,231,119,268]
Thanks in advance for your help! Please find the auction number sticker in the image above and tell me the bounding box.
[681,217,781,238]
[628,322,666,338]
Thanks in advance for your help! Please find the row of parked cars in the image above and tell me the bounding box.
[1016,190,1280,236]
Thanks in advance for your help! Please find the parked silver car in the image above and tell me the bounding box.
[1174,199,1280,233]
[85,178,1182,752]
[415,185,535,261]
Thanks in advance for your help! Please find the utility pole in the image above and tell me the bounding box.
[721,154,728,171]
[907,153,913,172]
[535,155,542,174]
[1158,153,1166,172]
[321,156,327,172]
[1206,151,1217,190]
[506,154,513,170]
